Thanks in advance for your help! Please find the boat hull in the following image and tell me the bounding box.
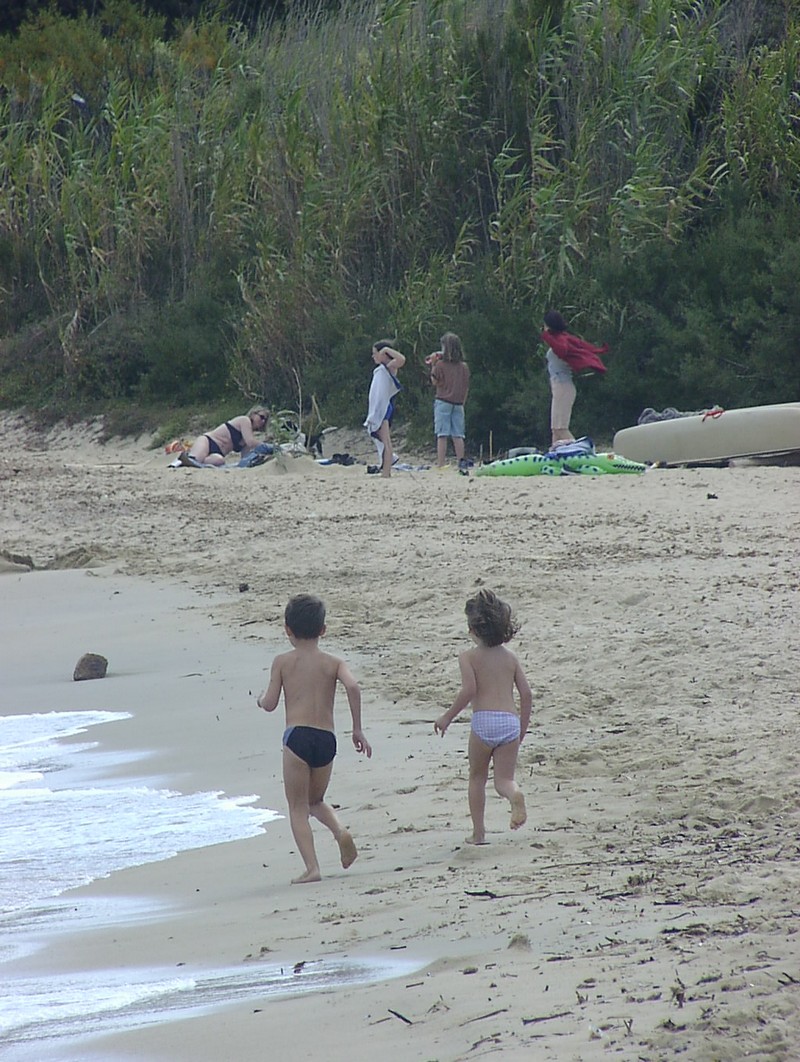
[613,403,800,465]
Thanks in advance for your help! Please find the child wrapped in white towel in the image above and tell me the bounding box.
[363,341,405,477]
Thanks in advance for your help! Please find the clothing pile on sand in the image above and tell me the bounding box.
[505,437,596,460]
[637,405,723,425]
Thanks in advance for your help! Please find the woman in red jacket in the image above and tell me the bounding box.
[541,310,608,449]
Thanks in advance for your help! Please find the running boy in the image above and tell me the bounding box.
[258,594,372,883]
[434,590,531,844]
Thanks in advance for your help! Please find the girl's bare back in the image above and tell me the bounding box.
[464,645,520,713]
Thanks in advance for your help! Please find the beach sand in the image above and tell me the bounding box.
[1,411,799,1060]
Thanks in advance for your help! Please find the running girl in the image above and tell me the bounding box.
[434,590,531,844]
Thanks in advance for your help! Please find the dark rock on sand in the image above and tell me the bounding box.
[73,653,109,681]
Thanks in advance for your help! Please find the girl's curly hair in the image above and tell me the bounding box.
[465,589,518,647]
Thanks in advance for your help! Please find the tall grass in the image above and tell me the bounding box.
[0,0,798,446]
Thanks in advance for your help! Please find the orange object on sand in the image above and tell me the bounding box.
[164,439,192,454]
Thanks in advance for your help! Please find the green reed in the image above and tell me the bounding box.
[0,0,798,438]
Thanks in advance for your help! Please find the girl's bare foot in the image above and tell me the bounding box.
[338,830,358,869]
[292,869,322,884]
[510,792,527,830]
[464,835,489,845]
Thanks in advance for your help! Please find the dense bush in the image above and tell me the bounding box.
[594,191,800,425]
[0,0,798,449]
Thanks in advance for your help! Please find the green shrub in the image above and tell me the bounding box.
[0,321,63,408]
[1,0,800,434]
[137,295,235,403]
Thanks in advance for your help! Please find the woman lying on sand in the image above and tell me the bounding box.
[179,408,269,467]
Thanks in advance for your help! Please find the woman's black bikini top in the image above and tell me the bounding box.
[226,421,245,452]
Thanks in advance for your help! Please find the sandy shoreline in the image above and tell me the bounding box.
[1,412,800,1060]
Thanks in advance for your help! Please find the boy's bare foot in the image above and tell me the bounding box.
[338,830,358,869]
[291,869,322,884]
[510,792,527,830]
[464,835,489,845]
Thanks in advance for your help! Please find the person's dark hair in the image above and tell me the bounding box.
[440,332,464,363]
[373,339,395,354]
[465,589,518,647]
[285,593,326,639]
[543,310,567,333]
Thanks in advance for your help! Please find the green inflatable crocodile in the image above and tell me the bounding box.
[475,452,647,477]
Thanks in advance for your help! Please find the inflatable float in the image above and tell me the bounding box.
[475,451,646,477]
[613,402,800,466]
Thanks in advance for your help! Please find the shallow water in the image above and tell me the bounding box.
[0,711,427,1060]
[1,951,424,1060]
[0,711,276,913]
[0,710,282,1048]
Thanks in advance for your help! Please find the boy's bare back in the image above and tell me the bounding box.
[263,643,358,731]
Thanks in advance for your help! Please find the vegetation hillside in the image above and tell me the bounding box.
[0,0,797,449]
